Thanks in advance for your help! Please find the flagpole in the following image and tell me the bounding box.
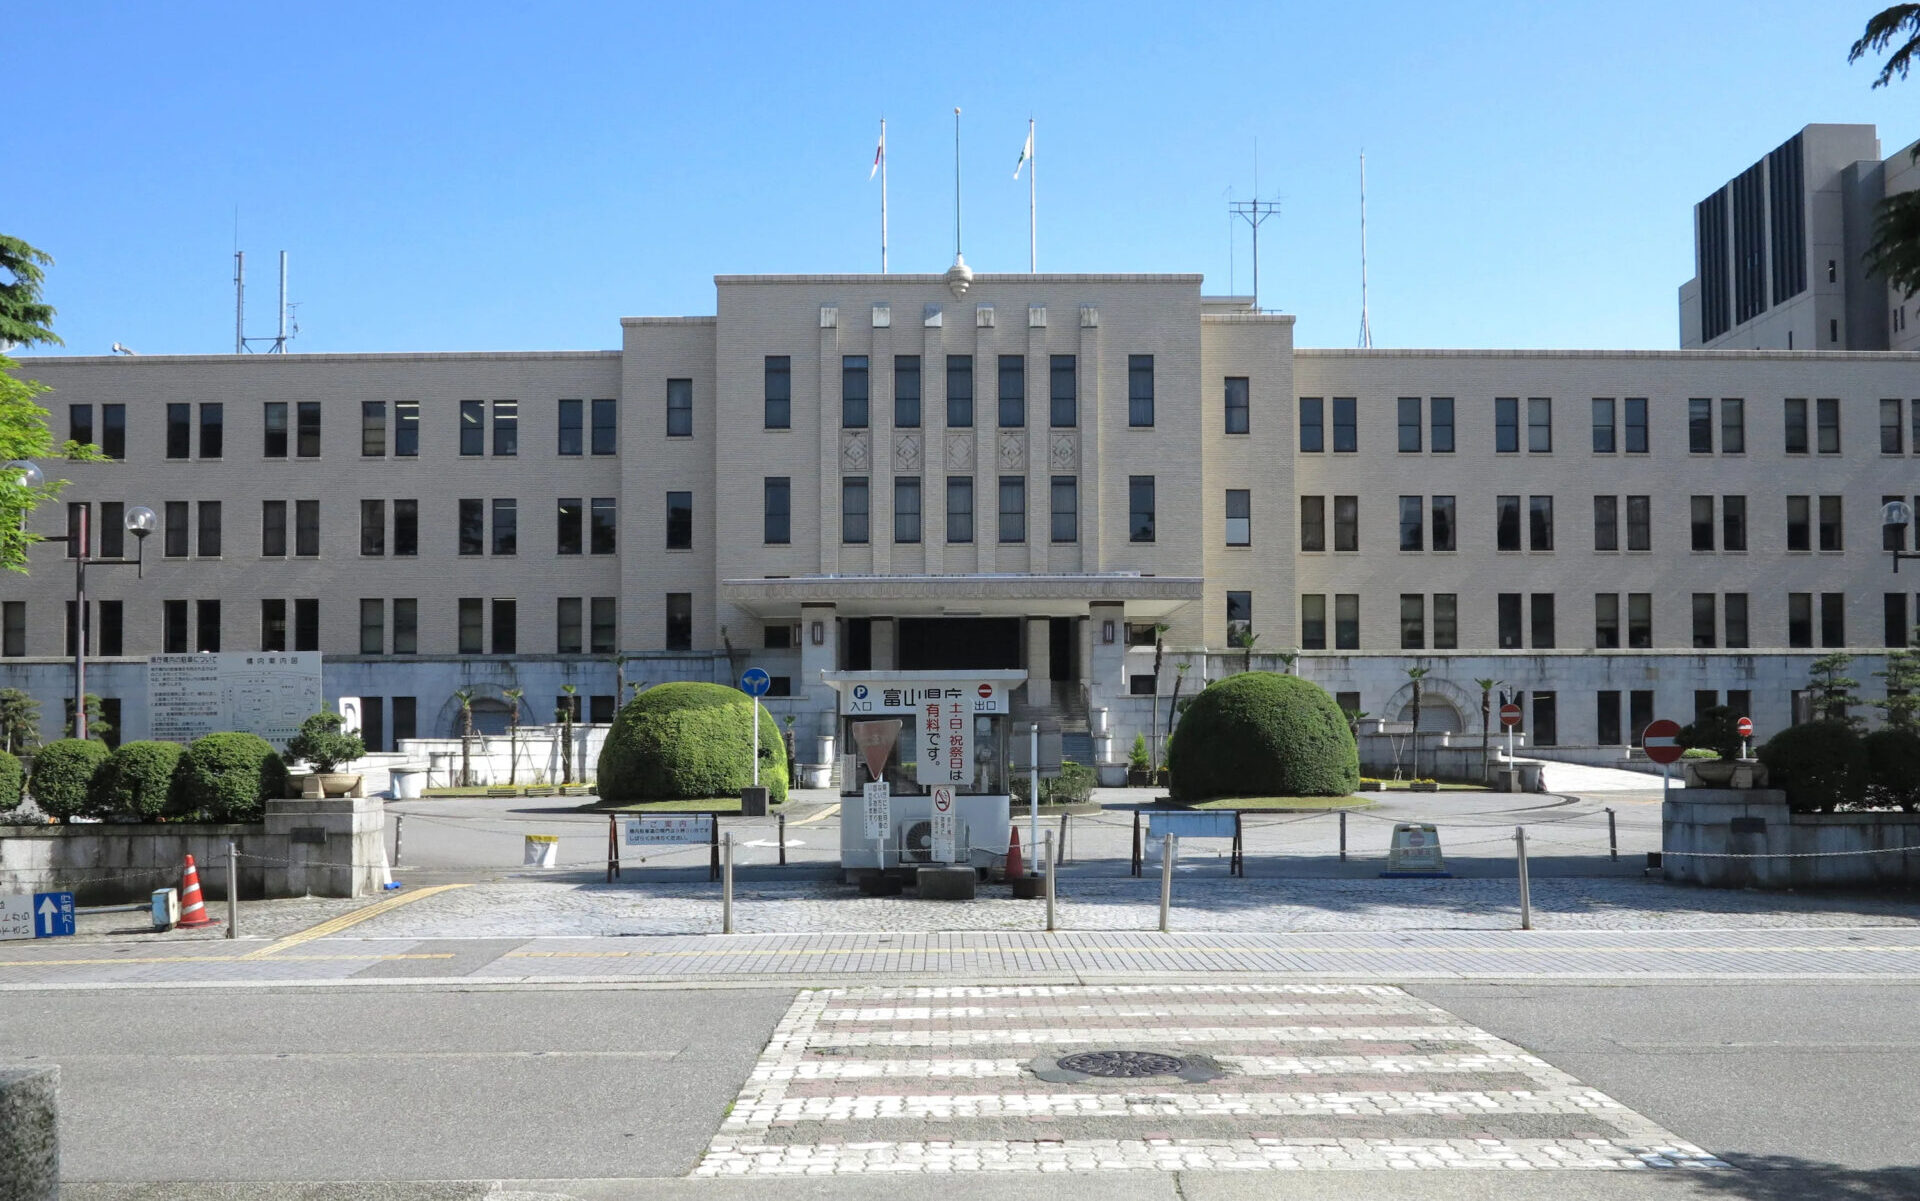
[1028,118,1036,273]
[954,107,963,260]
[880,118,889,274]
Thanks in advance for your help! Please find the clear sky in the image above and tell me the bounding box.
[12,1,1917,356]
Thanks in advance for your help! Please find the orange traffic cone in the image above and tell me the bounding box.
[1006,825,1025,880]
[176,853,218,929]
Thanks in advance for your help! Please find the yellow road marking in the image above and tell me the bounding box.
[0,953,456,967]
[242,884,470,958]
[792,803,841,827]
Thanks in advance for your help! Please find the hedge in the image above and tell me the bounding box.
[1757,720,1866,813]
[1863,726,1920,812]
[1166,672,1359,801]
[0,749,22,814]
[175,732,290,821]
[597,682,787,804]
[89,740,188,821]
[29,738,112,821]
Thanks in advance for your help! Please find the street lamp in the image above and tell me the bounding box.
[6,460,154,741]
[1884,501,1920,572]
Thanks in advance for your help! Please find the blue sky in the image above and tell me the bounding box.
[13,2,1917,355]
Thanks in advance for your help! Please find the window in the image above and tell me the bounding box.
[69,404,92,450]
[1499,593,1524,648]
[764,624,793,649]
[1628,593,1652,648]
[1722,398,1745,453]
[1888,592,1909,646]
[460,400,484,455]
[946,355,973,427]
[1688,398,1712,453]
[764,479,790,545]
[290,599,317,652]
[591,398,616,455]
[1432,496,1456,551]
[165,404,190,459]
[1128,355,1154,426]
[1397,397,1421,452]
[1299,397,1324,452]
[997,476,1025,543]
[1787,495,1811,550]
[357,500,383,556]
[1300,496,1325,551]
[162,599,189,653]
[164,501,188,557]
[1592,398,1616,452]
[1819,495,1844,551]
[590,498,616,555]
[894,477,922,543]
[1596,594,1620,648]
[842,477,869,544]
[1816,397,1840,454]
[1434,594,1458,648]
[557,498,583,555]
[1400,594,1424,649]
[262,501,286,557]
[491,498,517,555]
[1529,496,1553,550]
[1051,477,1077,543]
[1225,591,1253,645]
[389,696,418,743]
[665,593,692,651]
[765,357,792,429]
[1300,594,1327,649]
[362,402,385,456]
[1333,495,1358,552]
[665,492,693,550]
[1785,398,1809,453]
[394,500,417,556]
[586,696,614,724]
[196,599,220,653]
[1527,397,1552,452]
[394,401,418,456]
[1789,592,1813,647]
[264,402,288,458]
[1626,496,1651,551]
[946,477,973,542]
[458,598,484,654]
[1225,489,1251,546]
[1624,397,1649,453]
[491,598,517,654]
[393,599,417,654]
[590,597,616,653]
[99,502,122,560]
[496,398,525,453]
[1723,496,1747,551]
[663,380,691,438]
[558,398,583,455]
[1531,593,1555,648]
[997,355,1024,428]
[2,602,24,657]
[65,502,89,559]
[1598,691,1623,745]
[1594,496,1619,551]
[361,599,385,654]
[1334,594,1359,649]
[296,402,321,458]
[1224,376,1248,434]
[65,600,87,657]
[293,499,318,557]
[1332,397,1356,452]
[1129,476,1156,542]
[1495,397,1519,453]
[1496,495,1521,551]
[1398,495,1422,551]
[1884,398,1905,454]
[1431,397,1454,452]
[1532,692,1558,747]
[101,405,124,460]
[259,600,286,652]
[1727,593,1750,648]
[842,357,869,429]
[1691,496,1714,551]
[196,403,223,459]
[1693,593,1716,648]
[1821,592,1846,648]
[557,597,583,654]
[459,499,484,556]
[896,356,922,428]
[360,698,385,754]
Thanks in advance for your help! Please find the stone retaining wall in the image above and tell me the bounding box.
[0,1064,57,1199]
[1663,789,1920,888]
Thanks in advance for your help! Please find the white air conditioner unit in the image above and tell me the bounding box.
[898,818,967,864]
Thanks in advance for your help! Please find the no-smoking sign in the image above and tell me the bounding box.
[932,786,953,812]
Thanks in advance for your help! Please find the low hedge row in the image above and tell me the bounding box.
[20,732,288,823]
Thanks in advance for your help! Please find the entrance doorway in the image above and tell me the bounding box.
[1048,616,1076,682]
[898,617,1022,671]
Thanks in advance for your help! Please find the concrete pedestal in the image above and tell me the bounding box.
[263,796,388,898]
[740,787,769,817]
[0,1065,58,1200]
[916,865,977,900]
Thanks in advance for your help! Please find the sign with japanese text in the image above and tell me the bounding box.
[863,781,892,840]
[839,681,1005,715]
[625,816,715,846]
[915,692,973,786]
[148,652,323,751]
[1,892,74,941]
[931,785,958,862]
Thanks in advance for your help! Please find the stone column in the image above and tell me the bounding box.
[870,617,897,671]
[0,1065,58,1199]
[1026,617,1052,708]
[799,603,839,752]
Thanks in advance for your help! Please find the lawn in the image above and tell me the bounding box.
[1184,795,1375,811]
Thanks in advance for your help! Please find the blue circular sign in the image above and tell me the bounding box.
[740,668,771,697]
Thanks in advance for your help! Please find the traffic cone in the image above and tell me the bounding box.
[1005,825,1025,880]
[176,854,218,929]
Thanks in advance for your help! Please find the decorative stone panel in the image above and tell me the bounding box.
[820,305,838,328]
[1048,431,1079,471]
[923,304,942,327]
[997,430,1027,472]
[976,305,995,327]
[1028,305,1047,328]
[893,431,923,471]
[871,303,891,328]
[943,432,974,470]
[1080,304,1099,327]
[840,430,871,472]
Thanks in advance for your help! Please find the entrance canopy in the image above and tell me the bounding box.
[720,572,1203,618]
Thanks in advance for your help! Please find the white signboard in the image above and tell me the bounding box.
[148,652,324,751]
[916,691,974,786]
[1387,823,1446,873]
[839,681,1005,715]
[0,894,37,941]
[931,786,957,863]
[625,816,714,846]
[863,781,892,841]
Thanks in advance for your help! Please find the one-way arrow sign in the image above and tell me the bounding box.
[32,892,74,938]
[38,897,58,936]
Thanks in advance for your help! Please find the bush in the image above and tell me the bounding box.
[1010,759,1097,807]
[1679,705,1745,761]
[0,749,22,814]
[1129,733,1149,770]
[1863,726,1920,812]
[1757,720,1866,813]
[597,682,788,805]
[89,741,187,821]
[1166,672,1359,801]
[284,711,365,773]
[176,732,290,822]
[29,738,111,821]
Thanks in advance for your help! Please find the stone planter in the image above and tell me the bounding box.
[1127,768,1152,787]
[1408,781,1439,792]
[299,772,364,799]
[1683,759,1768,789]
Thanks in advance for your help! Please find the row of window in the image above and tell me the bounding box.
[773,354,1168,432]
[802,476,1158,545]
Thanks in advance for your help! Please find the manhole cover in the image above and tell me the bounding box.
[1055,1050,1188,1078]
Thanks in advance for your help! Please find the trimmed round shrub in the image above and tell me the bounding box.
[1757,720,1866,813]
[176,732,290,822]
[1166,672,1359,801]
[29,738,111,821]
[1863,726,1920,812]
[0,749,22,814]
[89,740,187,821]
[597,682,788,805]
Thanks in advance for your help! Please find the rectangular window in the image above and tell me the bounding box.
[1817,397,1840,453]
[590,498,616,555]
[1227,591,1253,646]
[586,695,613,724]
[94,599,120,657]
[198,403,223,459]
[196,599,220,653]
[1819,495,1844,551]
[360,599,385,655]
[1889,592,1910,647]
[1624,397,1649,453]
[1051,476,1078,543]
[765,357,792,429]
[842,357,869,429]
[1628,593,1652,648]
[1334,594,1359,650]
[1398,495,1423,551]
[895,356,922,428]
[557,597,583,654]
[1723,495,1747,551]
[394,500,417,556]
[162,599,189,654]
[296,402,320,458]
[362,402,386,456]
[264,402,288,458]
[1495,397,1519,453]
[1431,397,1454,452]
[1299,397,1324,452]
[460,400,484,455]
[1226,489,1251,546]
[1128,355,1155,427]
[491,598,517,654]
[1689,398,1713,453]
[1594,496,1618,551]
[1529,496,1554,550]
[1890,494,1911,553]
[1592,398,1616,452]
[98,502,121,560]
[65,502,89,559]
[764,479,790,545]
[1400,594,1425,649]
[1431,495,1456,551]
[1726,593,1750,648]
[1527,397,1552,452]
[1595,593,1620,648]
[489,399,519,455]
[842,477,869,544]
[1693,593,1716,648]
[101,404,125,459]
[392,697,417,743]
[1785,397,1809,453]
[292,599,317,652]
[1532,692,1558,747]
[259,599,285,652]
[1499,593,1524,648]
[946,477,974,543]
[393,599,417,655]
[458,598,484,654]
[666,491,693,550]
[1333,495,1358,552]
[1626,496,1651,551]
[1787,495,1811,551]
[591,398,617,454]
[1821,592,1846,647]
[459,499,484,556]
[164,501,188,558]
[1531,593,1556,649]
[1788,592,1813,648]
[1332,397,1356,452]
[557,498,583,555]
[997,476,1026,543]
[65,600,87,657]
[360,698,385,754]
[491,498,517,555]
[590,597,616,654]
[1598,691,1623,745]
[1300,594,1327,649]
[1300,496,1325,552]
[394,401,418,456]
[1722,398,1745,453]
[997,354,1024,428]
[1397,397,1421,452]
[1434,593,1458,649]
[69,404,92,450]
[665,593,692,651]
[558,398,583,455]
[1496,495,1521,551]
[946,355,973,427]
[262,501,286,557]
[1223,376,1248,435]
[165,403,190,459]
[292,500,318,557]
[894,476,922,544]
[1129,476,1156,543]
[360,500,385,556]
[1884,398,1905,453]
[1691,496,1714,551]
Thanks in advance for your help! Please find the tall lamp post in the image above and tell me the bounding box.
[5,460,154,741]
[1883,501,1920,572]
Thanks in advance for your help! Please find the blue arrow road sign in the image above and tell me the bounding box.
[740,668,771,697]
[33,892,74,938]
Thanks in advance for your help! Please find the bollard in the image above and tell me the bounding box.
[1607,807,1618,862]
[778,811,787,866]
[1043,830,1057,931]
[606,814,620,883]
[1339,810,1347,862]
[226,841,238,939]
[722,831,735,934]
[1515,825,1532,931]
[393,813,404,867]
[1159,833,1175,933]
[1131,809,1142,877]
[1058,812,1070,866]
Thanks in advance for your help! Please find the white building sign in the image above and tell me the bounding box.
[916,690,975,786]
[863,781,892,841]
[625,816,714,846]
[147,652,323,750]
[839,681,1004,714]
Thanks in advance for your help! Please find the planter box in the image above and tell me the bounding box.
[1408,781,1439,793]
[1665,789,1920,888]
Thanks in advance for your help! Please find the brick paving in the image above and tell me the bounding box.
[695,983,1728,1175]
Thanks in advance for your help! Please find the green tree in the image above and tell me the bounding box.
[1809,652,1864,727]
[503,686,524,785]
[0,688,41,754]
[0,235,61,348]
[1851,9,1920,296]
[1873,640,1920,729]
[557,683,578,784]
[1,235,95,573]
[62,693,109,743]
[453,687,476,786]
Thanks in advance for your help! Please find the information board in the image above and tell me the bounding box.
[148,652,323,751]
[1149,811,1238,840]
[863,781,892,841]
[931,786,957,862]
[1,892,75,941]
[916,692,973,786]
[625,816,715,846]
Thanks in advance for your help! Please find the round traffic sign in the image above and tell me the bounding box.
[1643,718,1684,764]
[1736,716,1753,738]
[977,683,993,699]
[740,668,771,697]
[933,786,953,812]
[1499,703,1522,728]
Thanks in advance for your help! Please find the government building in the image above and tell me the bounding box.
[6,121,1920,777]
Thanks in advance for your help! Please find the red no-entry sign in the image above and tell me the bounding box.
[1643,719,1684,765]
[1736,716,1754,739]
[1499,703,1522,728]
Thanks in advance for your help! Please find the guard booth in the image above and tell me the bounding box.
[824,670,1027,889]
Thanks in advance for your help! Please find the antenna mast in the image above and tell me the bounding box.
[1228,142,1280,311]
[233,249,296,353]
[1359,152,1373,349]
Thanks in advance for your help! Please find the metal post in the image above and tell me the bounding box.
[226,841,238,938]
[1606,807,1618,862]
[1158,833,1175,933]
[1043,830,1056,932]
[606,814,617,883]
[710,817,720,883]
[1058,812,1069,866]
[1029,723,1040,871]
[1339,810,1348,862]
[1515,826,1532,931]
[722,832,734,935]
[1131,809,1141,877]
[393,814,403,867]
[73,505,88,741]
[778,811,787,866]
[750,698,759,788]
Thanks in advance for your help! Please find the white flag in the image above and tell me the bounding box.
[870,127,885,180]
[1014,126,1032,179]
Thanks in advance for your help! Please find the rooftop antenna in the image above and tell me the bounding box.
[234,248,296,353]
[945,107,973,297]
[1359,151,1373,349]
[1228,139,1280,312]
